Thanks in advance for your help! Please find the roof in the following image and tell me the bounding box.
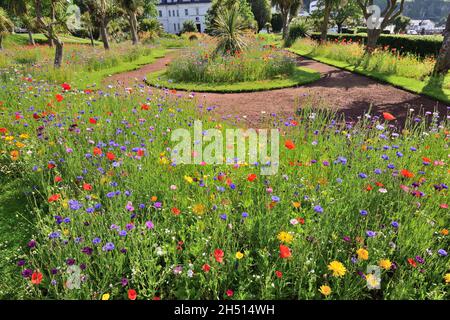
[158,0,212,5]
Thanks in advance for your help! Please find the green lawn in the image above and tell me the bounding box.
[145,66,321,93]
[0,175,34,299]
[289,47,450,104]
[6,33,102,46]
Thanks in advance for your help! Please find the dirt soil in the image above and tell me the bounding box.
[104,52,447,126]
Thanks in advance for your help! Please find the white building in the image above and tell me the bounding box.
[157,0,212,34]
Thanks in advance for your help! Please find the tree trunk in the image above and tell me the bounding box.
[0,35,3,50]
[100,20,110,50]
[320,3,332,42]
[54,40,63,68]
[28,31,35,46]
[366,28,382,52]
[337,23,342,34]
[434,14,450,75]
[89,28,94,47]
[129,11,139,45]
[49,5,55,47]
[281,11,289,40]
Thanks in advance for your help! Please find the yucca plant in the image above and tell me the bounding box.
[212,3,249,56]
[0,8,14,50]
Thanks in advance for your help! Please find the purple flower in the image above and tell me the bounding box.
[154,202,162,209]
[102,242,115,252]
[360,210,368,216]
[391,221,399,228]
[81,247,93,255]
[438,249,447,257]
[313,205,323,213]
[17,259,26,267]
[220,214,227,220]
[145,221,154,230]
[415,256,424,264]
[27,240,36,248]
[358,173,368,179]
[366,230,376,238]
[121,278,128,287]
[21,269,33,278]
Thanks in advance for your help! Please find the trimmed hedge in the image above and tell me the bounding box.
[310,32,443,57]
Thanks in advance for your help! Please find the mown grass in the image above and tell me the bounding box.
[5,33,102,46]
[146,66,320,93]
[289,38,450,104]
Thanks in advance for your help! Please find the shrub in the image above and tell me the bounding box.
[284,19,310,48]
[310,32,443,57]
[182,20,197,34]
[271,13,283,33]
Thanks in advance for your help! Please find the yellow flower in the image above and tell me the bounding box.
[328,261,346,277]
[19,133,29,139]
[101,293,110,300]
[5,135,14,141]
[235,252,244,260]
[277,231,293,244]
[319,285,332,296]
[184,176,193,184]
[356,248,369,261]
[16,142,25,148]
[292,202,301,208]
[63,229,70,236]
[10,150,19,161]
[444,273,450,284]
[192,203,205,215]
[366,273,380,289]
[379,259,392,270]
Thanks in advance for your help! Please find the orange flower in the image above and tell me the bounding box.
[48,194,61,203]
[31,271,43,285]
[401,169,414,178]
[382,112,396,121]
[247,173,257,182]
[285,140,295,150]
[128,289,137,300]
[214,249,224,263]
[93,147,102,156]
[279,244,291,259]
[171,207,181,215]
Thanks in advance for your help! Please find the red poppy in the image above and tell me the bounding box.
[202,264,211,272]
[290,120,298,126]
[297,217,305,225]
[375,182,384,187]
[217,174,225,182]
[89,118,97,124]
[61,83,71,91]
[47,163,56,169]
[382,112,396,121]
[422,157,431,164]
[55,94,64,102]
[279,245,291,259]
[407,258,417,268]
[137,149,144,157]
[141,104,150,110]
[93,147,102,156]
[152,296,161,300]
[401,169,414,178]
[106,152,116,161]
[214,249,224,263]
[226,289,234,297]
[275,270,283,278]
[31,271,43,285]
[366,184,373,191]
[171,207,181,216]
[0,127,7,134]
[247,173,257,182]
[48,194,60,203]
[54,176,62,183]
[285,140,295,150]
[440,203,448,209]
[128,289,137,300]
[83,183,92,191]
[33,113,40,120]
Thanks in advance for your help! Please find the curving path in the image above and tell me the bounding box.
[104,52,447,125]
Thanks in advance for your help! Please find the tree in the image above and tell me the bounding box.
[249,0,271,31]
[319,0,348,41]
[392,15,410,33]
[271,12,283,32]
[331,0,361,33]
[356,0,406,51]
[34,0,68,67]
[118,0,144,45]
[0,7,13,50]
[212,2,249,56]
[434,13,450,75]
[182,20,197,33]
[206,0,256,35]
[84,0,118,50]
[81,11,95,46]
[272,0,303,39]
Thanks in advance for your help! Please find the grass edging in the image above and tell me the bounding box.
[144,66,320,93]
[288,48,450,104]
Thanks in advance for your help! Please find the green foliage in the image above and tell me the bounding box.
[248,0,271,31]
[310,33,443,57]
[271,13,283,33]
[205,0,256,35]
[140,17,162,33]
[393,15,411,34]
[211,2,250,56]
[0,7,14,35]
[284,18,311,47]
[182,20,197,34]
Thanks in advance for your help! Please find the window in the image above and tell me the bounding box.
[159,10,162,17]
[185,9,188,16]
[174,23,176,31]
[196,8,199,15]
[178,23,180,31]
[173,10,175,16]
[168,10,171,17]
[177,10,179,17]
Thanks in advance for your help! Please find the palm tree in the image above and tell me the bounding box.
[320,0,346,42]
[118,0,144,45]
[212,2,249,56]
[434,13,450,75]
[271,0,302,39]
[85,0,118,50]
[0,8,14,50]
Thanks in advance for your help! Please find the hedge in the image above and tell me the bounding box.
[310,32,443,57]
